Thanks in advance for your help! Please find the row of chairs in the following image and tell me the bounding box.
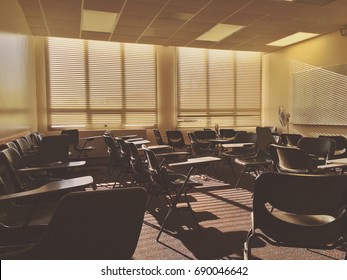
[0,131,147,259]
[102,131,202,241]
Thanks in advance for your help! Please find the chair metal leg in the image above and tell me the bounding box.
[156,207,174,241]
[235,165,247,188]
[244,230,253,260]
[184,191,201,232]
[156,167,195,241]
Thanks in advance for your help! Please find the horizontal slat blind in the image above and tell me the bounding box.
[46,37,157,129]
[177,47,261,129]
[47,38,87,127]
[124,44,157,127]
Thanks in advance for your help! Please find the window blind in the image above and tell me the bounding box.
[45,37,157,130]
[177,47,261,129]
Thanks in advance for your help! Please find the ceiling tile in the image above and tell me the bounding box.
[150,18,186,29]
[122,0,165,17]
[192,9,233,23]
[223,13,264,26]
[117,15,153,27]
[110,33,138,43]
[137,36,167,45]
[83,0,126,13]
[114,25,146,36]
[26,17,47,28]
[143,28,175,37]
[187,40,215,48]
[81,31,111,40]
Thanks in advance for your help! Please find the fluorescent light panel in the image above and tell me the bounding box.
[197,24,244,42]
[81,10,118,33]
[267,32,319,47]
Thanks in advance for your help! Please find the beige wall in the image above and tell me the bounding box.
[0,33,37,141]
[0,0,36,142]
[263,31,347,136]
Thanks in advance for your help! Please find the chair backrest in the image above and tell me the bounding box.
[103,133,118,152]
[13,138,32,156]
[234,132,257,143]
[187,132,204,155]
[128,142,150,183]
[166,130,188,149]
[253,172,347,247]
[269,144,313,173]
[153,129,165,145]
[5,188,147,259]
[187,132,198,145]
[0,149,23,194]
[30,132,42,146]
[114,138,131,167]
[0,142,19,153]
[280,133,303,146]
[35,135,70,164]
[143,147,171,187]
[194,130,217,140]
[219,128,237,138]
[255,127,277,156]
[61,129,79,147]
[103,134,121,163]
[318,135,347,159]
[297,137,336,161]
[23,135,35,149]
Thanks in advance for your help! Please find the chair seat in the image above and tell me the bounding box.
[235,155,272,166]
[169,174,203,188]
[274,212,335,226]
[261,210,345,247]
[78,146,95,151]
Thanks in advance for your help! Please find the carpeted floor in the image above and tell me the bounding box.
[83,158,346,260]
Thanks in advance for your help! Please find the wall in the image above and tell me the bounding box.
[0,33,37,142]
[263,31,347,136]
[0,0,37,143]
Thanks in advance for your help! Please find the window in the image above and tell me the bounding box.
[177,47,261,128]
[45,37,157,130]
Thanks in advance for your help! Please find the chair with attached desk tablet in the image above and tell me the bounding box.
[297,137,336,167]
[233,127,276,188]
[318,135,347,159]
[143,148,205,241]
[127,142,152,189]
[219,128,237,139]
[61,129,97,158]
[166,130,192,155]
[153,129,169,146]
[114,138,134,186]
[222,132,257,179]
[187,132,215,157]
[103,133,121,182]
[1,147,85,190]
[0,152,93,248]
[0,187,146,260]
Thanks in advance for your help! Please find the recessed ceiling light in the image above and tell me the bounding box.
[197,24,244,42]
[267,32,319,47]
[81,10,118,33]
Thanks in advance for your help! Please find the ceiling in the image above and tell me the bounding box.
[13,0,347,52]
